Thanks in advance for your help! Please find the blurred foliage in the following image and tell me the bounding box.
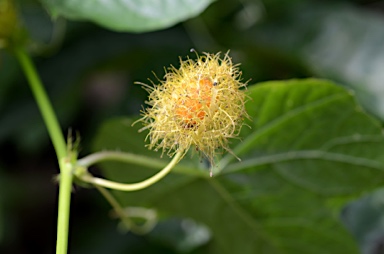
[342,188,384,254]
[248,0,384,121]
[0,0,18,45]
[2,0,384,253]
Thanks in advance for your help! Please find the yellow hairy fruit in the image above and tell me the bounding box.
[137,51,248,166]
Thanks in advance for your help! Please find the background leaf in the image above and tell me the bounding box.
[92,79,384,253]
[246,0,384,120]
[40,0,215,32]
[342,187,384,254]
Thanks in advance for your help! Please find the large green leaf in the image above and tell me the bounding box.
[40,0,214,32]
[92,79,384,253]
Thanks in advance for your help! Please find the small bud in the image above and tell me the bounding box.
[0,0,19,48]
[137,51,248,165]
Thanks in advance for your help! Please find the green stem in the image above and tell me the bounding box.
[95,185,157,234]
[14,47,71,254]
[79,150,184,191]
[77,151,167,168]
[56,159,73,254]
[77,150,208,177]
[14,47,67,161]
[94,185,133,230]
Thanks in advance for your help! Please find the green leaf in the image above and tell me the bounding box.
[40,0,214,32]
[91,79,384,253]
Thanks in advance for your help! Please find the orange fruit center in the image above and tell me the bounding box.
[175,78,214,127]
